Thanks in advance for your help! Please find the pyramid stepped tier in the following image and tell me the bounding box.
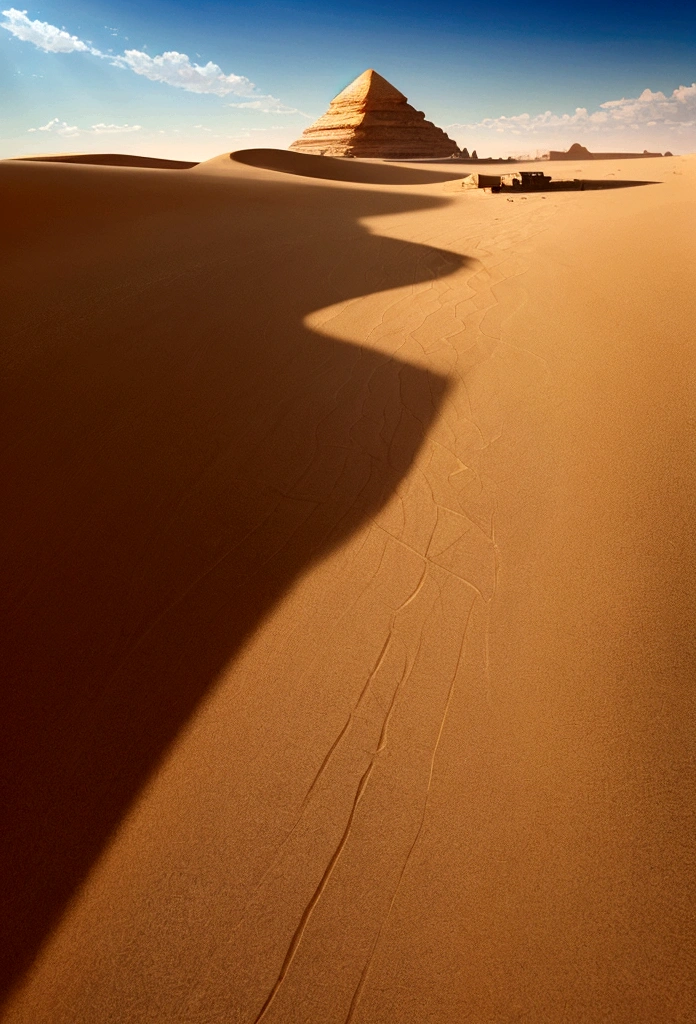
[290,69,460,159]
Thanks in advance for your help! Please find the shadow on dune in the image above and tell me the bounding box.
[229,147,468,184]
[0,160,471,1004]
[490,178,659,193]
[571,178,659,189]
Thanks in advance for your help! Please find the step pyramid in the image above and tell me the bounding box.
[290,69,460,159]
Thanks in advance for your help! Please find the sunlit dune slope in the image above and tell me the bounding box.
[2,150,695,1024]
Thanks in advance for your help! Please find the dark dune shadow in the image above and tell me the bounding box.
[492,179,659,193]
[229,147,467,184]
[571,178,659,190]
[0,162,471,1004]
[10,152,198,169]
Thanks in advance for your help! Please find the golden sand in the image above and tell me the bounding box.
[2,148,695,1023]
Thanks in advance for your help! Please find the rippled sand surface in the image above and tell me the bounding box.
[2,149,695,1023]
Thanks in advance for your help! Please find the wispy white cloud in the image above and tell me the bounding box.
[1,8,296,106]
[110,49,256,97]
[27,117,142,137]
[448,83,696,139]
[28,117,80,136]
[89,122,143,134]
[1,8,99,54]
[228,96,306,115]
[156,124,253,140]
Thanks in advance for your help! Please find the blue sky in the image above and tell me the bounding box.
[1,0,695,159]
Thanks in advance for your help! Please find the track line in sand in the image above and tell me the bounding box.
[251,634,420,1024]
[343,593,478,1024]
[239,195,534,1023]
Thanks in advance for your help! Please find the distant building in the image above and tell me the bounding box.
[289,69,461,159]
[548,142,665,160]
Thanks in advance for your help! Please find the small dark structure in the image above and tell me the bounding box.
[463,170,659,194]
[512,171,552,189]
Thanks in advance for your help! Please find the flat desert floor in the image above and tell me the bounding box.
[1,149,695,1023]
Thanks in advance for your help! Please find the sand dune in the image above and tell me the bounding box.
[225,147,467,183]
[11,152,198,169]
[1,149,695,1023]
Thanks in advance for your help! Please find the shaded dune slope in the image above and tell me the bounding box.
[0,157,470,1005]
[225,148,466,184]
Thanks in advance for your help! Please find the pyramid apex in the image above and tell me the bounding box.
[332,69,407,107]
[290,68,460,159]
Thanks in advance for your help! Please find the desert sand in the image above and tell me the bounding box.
[1,147,695,1023]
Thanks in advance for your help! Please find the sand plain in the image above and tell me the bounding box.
[1,148,695,1023]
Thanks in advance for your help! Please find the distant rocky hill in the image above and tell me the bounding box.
[548,142,669,160]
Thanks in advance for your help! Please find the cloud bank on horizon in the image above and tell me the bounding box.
[449,84,696,153]
[1,7,694,155]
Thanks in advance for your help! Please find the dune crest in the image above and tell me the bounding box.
[9,152,198,169]
[195,148,467,184]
